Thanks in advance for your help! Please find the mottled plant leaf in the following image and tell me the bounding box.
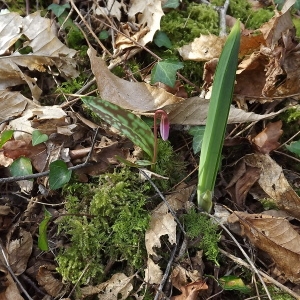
[82,96,154,158]
[189,126,205,154]
[286,140,300,157]
[162,0,180,8]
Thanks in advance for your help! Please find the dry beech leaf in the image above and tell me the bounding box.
[178,35,226,61]
[170,280,208,300]
[88,46,184,112]
[171,265,202,291]
[166,97,286,125]
[144,257,163,284]
[251,120,283,154]
[6,228,32,275]
[243,153,300,218]
[228,211,300,283]
[226,160,261,207]
[36,265,64,297]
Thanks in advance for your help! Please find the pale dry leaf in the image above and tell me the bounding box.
[166,97,286,125]
[170,280,208,300]
[127,0,164,46]
[178,35,226,61]
[243,153,300,218]
[144,257,163,284]
[145,212,176,257]
[0,90,38,122]
[171,265,202,291]
[6,228,32,275]
[252,120,283,154]
[88,46,184,112]
[228,211,300,283]
[92,0,125,20]
[36,265,64,297]
[98,273,133,300]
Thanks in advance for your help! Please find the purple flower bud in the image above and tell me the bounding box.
[155,110,169,141]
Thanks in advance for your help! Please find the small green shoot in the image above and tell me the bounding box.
[0,130,14,148]
[151,59,183,87]
[197,21,241,212]
[82,96,155,158]
[10,157,33,177]
[32,130,48,146]
[38,208,52,251]
[49,160,72,190]
[286,140,300,157]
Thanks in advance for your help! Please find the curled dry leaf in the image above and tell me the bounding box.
[243,153,300,218]
[251,120,283,154]
[6,228,32,275]
[228,211,300,283]
[170,280,208,300]
[36,265,64,297]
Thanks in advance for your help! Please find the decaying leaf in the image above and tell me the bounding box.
[6,228,32,275]
[251,120,283,154]
[144,257,163,284]
[170,280,208,300]
[243,153,300,218]
[81,274,133,299]
[226,160,261,207]
[36,265,64,297]
[228,211,300,283]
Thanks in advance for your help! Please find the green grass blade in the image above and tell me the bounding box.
[82,96,154,158]
[198,21,241,212]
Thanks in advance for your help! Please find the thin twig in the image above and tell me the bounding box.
[202,212,272,300]
[0,244,33,300]
[0,128,99,184]
[219,249,300,300]
[139,169,186,235]
[154,233,180,300]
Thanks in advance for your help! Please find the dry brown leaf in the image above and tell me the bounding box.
[178,35,226,61]
[6,228,32,275]
[228,211,300,283]
[251,120,283,154]
[170,280,208,300]
[0,272,23,300]
[243,153,300,218]
[98,273,133,300]
[36,265,64,297]
[166,97,286,125]
[88,46,184,112]
[226,160,261,207]
[144,257,163,284]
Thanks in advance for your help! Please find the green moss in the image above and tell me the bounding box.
[260,198,279,210]
[293,18,300,37]
[161,3,219,48]
[57,168,150,284]
[247,9,274,29]
[184,209,220,264]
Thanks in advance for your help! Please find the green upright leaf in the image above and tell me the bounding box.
[198,21,241,212]
[0,130,14,148]
[82,96,154,158]
[286,140,300,157]
[154,31,172,48]
[49,160,72,190]
[151,59,183,87]
[189,126,205,154]
[38,208,52,251]
[32,130,48,146]
[10,157,33,177]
